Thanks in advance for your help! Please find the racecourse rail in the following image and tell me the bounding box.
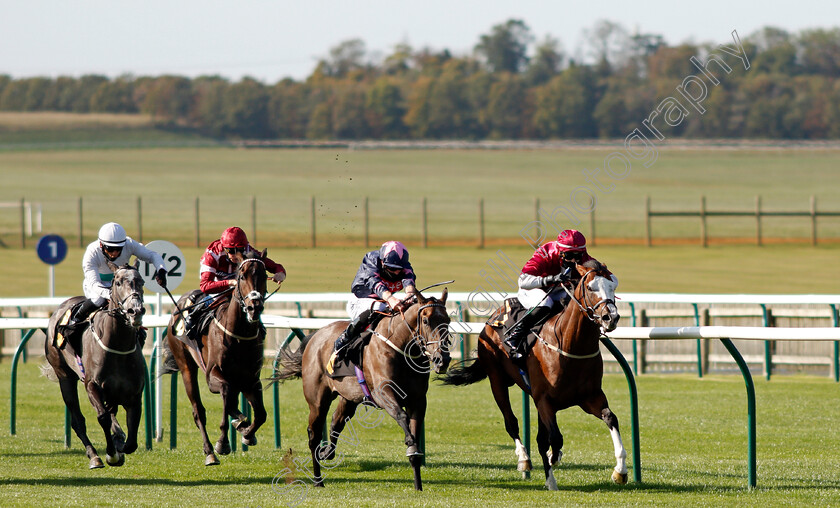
[3,292,840,489]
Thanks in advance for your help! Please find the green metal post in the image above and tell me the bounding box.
[720,338,756,489]
[170,374,178,449]
[693,303,703,378]
[143,358,153,450]
[761,304,772,381]
[148,342,157,432]
[273,347,284,449]
[457,302,466,361]
[601,336,642,483]
[10,329,37,435]
[628,302,638,375]
[831,304,839,383]
[65,408,71,448]
[240,393,250,452]
[521,390,530,479]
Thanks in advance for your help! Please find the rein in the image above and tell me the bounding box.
[378,301,450,361]
[541,267,611,359]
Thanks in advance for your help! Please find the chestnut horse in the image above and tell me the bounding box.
[166,250,268,466]
[274,290,452,491]
[443,260,626,489]
[44,262,147,469]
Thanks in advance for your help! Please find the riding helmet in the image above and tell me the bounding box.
[556,229,586,251]
[98,222,127,247]
[380,240,409,269]
[221,227,248,248]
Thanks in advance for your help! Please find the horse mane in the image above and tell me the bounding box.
[582,259,605,272]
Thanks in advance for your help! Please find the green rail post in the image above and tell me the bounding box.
[170,374,178,449]
[16,306,28,363]
[628,302,638,375]
[143,358,153,450]
[760,304,772,381]
[148,342,157,434]
[720,338,756,489]
[273,343,287,449]
[65,408,71,448]
[521,390,530,479]
[457,302,466,362]
[831,304,839,383]
[601,336,642,483]
[10,329,37,435]
[693,303,703,378]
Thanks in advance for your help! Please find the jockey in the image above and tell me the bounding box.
[182,226,286,338]
[57,222,167,350]
[504,229,612,361]
[331,241,417,364]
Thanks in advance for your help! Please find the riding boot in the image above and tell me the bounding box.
[504,305,554,361]
[333,310,375,363]
[57,298,101,350]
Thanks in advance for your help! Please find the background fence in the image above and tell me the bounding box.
[3,194,840,250]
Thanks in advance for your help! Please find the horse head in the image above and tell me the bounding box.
[403,288,452,374]
[107,260,146,328]
[572,260,620,332]
[234,250,268,323]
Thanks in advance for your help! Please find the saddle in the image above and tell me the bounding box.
[327,327,374,379]
[488,298,558,358]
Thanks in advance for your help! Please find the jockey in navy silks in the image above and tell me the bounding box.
[331,241,417,364]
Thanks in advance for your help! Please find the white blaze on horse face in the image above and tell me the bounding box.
[588,275,617,302]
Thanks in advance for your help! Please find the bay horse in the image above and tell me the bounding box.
[166,250,268,466]
[273,290,452,491]
[443,260,626,489]
[44,261,147,469]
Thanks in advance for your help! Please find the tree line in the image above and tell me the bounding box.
[2,20,840,140]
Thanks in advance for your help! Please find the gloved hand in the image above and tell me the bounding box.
[272,271,286,284]
[154,268,167,288]
[541,273,569,286]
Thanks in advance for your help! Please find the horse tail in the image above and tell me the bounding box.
[440,357,487,386]
[268,333,313,384]
[40,362,58,383]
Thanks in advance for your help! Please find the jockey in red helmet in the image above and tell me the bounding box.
[504,229,614,362]
[179,227,287,341]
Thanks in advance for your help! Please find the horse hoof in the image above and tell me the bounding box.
[405,445,423,457]
[205,454,220,466]
[241,435,256,446]
[106,452,125,467]
[215,440,231,456]
[611,470,628,485]
[89,457,104,469]
[517,459,532,472]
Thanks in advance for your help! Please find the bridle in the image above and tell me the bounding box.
[375,299,451,362]
[559,267,616,331]
[108,266,144,321]
[232,257,266,311]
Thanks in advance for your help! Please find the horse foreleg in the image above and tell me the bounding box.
[406,398,427,491]
[180,360,218,465]
[581,392,628,484]
[487,370,531,472]
[85,381,123,467]
[122,394,143,455]
[58,377,103,469]
[238,381,267,446]
[209,367,237,456]
[535,399,564,490]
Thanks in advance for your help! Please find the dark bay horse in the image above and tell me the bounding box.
[166,250,268,466]
[443,260,626,489]
[44,262,147,469]
[274,290,452,491]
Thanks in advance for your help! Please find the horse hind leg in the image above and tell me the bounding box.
[320,397,359,462]
[581,393,628,484]
[306,388,334,488]
[535,400,564,490]
[487,370,531,472]
[59,377,103,469]
[180,357,218,465]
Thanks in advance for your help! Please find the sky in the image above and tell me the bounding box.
[1,0,837,83]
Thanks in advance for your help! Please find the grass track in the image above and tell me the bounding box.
[1,362,839,507]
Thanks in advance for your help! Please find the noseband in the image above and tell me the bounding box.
[407,302,451,360]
